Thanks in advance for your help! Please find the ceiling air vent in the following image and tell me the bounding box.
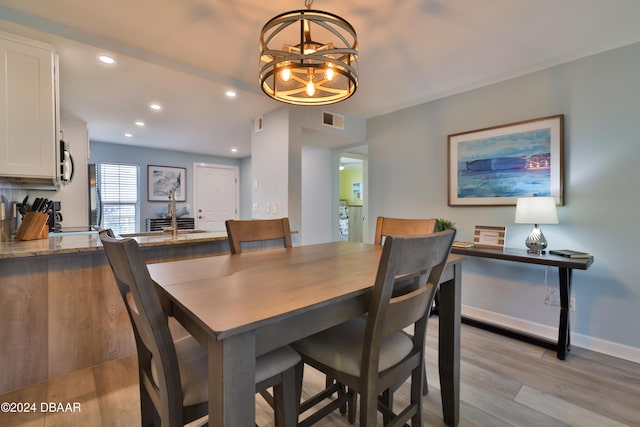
[322,111,344,130]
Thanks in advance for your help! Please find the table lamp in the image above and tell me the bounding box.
[514,196,558,254]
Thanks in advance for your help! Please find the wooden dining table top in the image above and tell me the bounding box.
[148,242,380,338]
[148,241,463,341]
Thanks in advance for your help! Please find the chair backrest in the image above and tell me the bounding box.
[363,229,456,383]
[374,216,439,246]
[225,218,292,254]
[99,229,184,425]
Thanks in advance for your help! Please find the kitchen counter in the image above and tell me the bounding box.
[0,230,229,260]
[0,229,231,394]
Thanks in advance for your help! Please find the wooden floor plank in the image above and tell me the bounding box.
[514,385,628,427]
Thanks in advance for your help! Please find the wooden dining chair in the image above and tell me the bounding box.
[293,230,456,427]
[374,216,439,246]
[225,218,292,254]
[375,215,440,394]
[99,229,302,427]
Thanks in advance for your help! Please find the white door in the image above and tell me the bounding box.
[194,163,238,231]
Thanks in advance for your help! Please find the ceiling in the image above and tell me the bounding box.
[1,1,640,158]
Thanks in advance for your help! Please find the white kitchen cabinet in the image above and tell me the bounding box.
[0,31,57,184]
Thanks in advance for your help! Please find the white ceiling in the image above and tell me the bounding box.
[1,0,640,158]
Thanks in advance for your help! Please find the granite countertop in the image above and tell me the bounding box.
[0,231,228,260]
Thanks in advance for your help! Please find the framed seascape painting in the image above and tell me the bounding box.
[448,115,563,206]
[148,165,187,202]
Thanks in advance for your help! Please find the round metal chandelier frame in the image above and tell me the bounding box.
[259,4,358,106]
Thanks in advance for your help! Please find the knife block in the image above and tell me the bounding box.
[15,212,49,241]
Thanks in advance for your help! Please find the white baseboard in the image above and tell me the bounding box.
[461,305,640,364]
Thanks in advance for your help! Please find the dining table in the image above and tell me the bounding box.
[147,241,464,426]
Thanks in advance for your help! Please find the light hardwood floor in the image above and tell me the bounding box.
[2,317,639,426]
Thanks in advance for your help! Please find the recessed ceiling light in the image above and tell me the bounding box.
[124,133,133,138]
[231,148,238,153]
[135,121,145,127]
[149,103,162,111]
[225,90,237,98]
[98,55,116,64]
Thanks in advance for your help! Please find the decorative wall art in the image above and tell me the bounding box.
[448,115,563,206]
[352,182,362,202]
[148,165,187,202]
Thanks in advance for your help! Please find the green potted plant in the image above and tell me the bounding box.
[437,218,456,232]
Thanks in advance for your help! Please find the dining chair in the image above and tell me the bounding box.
[99,229,302,427]
[225,218,292,254]
[293,229,456,427]
[374,216,439,246]
[376,215,440,395]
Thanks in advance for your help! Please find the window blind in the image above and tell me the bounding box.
[98,163,139,234]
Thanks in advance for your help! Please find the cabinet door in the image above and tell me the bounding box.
[0,34,56,180]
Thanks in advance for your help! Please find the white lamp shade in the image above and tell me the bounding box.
[515,197,558,224]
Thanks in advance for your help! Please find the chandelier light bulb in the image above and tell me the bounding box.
[280,67,292,82]
[325,63,335,81]
[306,79,316,96]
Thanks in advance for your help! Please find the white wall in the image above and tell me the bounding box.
[288,107,367,243]
[301,145,334,245]
[367,42,640,360]
[239,156,252,219]
[251,107,289,219]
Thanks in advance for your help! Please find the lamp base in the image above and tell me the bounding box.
[525,225,548,255]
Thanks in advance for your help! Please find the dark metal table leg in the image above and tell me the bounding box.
[438,263,461,427]
[557,268,573,360]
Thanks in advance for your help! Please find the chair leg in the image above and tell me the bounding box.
[411,365,424,426]
[273,364,301,427]
[325,375,350,416]
[345,387,357,424]
[139,384,155,427]
[295,362,304,423]
[422,362,429,395]
[380,388,393,425]
[336,382,346,415]
[360,389,378,427]
[260,388,275,408]
[338,384,358,424]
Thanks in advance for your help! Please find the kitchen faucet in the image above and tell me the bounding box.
[165,188,178,239]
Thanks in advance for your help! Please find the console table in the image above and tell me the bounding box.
[450,246,594,360]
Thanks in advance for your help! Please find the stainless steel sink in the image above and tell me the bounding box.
[120,229,208,237]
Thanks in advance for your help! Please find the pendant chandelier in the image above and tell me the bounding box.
[259,0,358,106]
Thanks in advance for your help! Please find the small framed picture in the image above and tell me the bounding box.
[148,165,187,202]
[473,225,506,250]
[352,182,362,202]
